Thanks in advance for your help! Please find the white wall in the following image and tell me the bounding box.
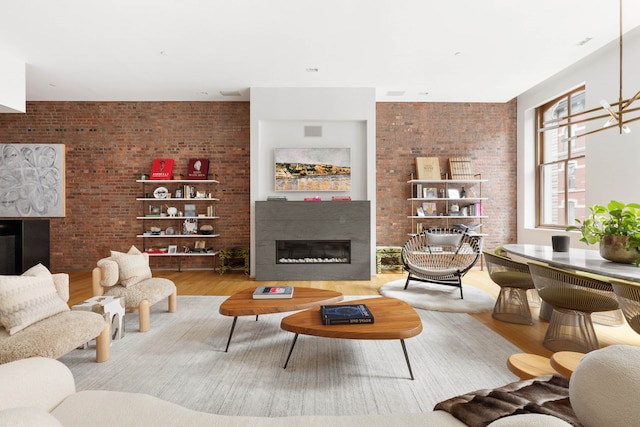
[516,26,640,248]
[249,87,377,277]
[0,46,26,113]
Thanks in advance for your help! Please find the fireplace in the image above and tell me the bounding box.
[255,201,370,280]
[276,240,350,264]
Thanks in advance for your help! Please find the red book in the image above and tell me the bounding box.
[150,158,174,180]
[186,158,209,180]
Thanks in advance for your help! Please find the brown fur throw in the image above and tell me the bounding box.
[434,375,582,427]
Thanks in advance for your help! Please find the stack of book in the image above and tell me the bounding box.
[252,286,294,299]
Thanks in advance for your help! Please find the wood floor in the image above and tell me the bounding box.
[67,268,640,359]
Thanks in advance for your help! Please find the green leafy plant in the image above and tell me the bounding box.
[566,200,640,265]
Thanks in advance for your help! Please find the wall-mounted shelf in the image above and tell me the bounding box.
[137,179,220,271]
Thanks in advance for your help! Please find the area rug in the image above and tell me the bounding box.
[379,279,496,313]
[59,296,519,418]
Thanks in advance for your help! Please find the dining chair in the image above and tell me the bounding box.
[609,278,640,334]
[528,261,619,353]
[483,250,535,325]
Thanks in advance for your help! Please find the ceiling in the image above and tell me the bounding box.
[3,0,640,103]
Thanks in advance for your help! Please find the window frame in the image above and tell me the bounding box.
[535,86,586,229]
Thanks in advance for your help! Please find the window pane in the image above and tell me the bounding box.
[540,163,562,225]
[568,156,586,225]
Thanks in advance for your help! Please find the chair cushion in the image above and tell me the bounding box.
[425,233,462,248]
[110,246,152,288]
[0,310,105,364]
[0,264,69,335]
[104,278,176,308]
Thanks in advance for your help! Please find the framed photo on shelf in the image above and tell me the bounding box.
[423,187,438,198]
[195,240,206,249]
[168,245,177,254]
[447,189,460,199]
[184,203,197,217]
[416,206,425,217]
[422,202,437,216]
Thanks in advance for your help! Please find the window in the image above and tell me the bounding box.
[536,87,586,228]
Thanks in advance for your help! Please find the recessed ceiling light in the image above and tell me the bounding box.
[219,90,241,97]
[577,37,593,46]
[306,68,319,72]
[200,91,209,95]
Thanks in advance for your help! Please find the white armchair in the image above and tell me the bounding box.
[92,246,177,332]
[0,264,109,364]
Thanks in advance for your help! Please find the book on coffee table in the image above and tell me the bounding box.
[253,286,294,299]
[320,304,374,325]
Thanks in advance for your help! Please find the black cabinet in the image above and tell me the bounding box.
[0,220,50,274]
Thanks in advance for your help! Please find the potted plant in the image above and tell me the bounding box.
[567,200,640,265]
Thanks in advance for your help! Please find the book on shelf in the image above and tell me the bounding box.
[320,304,374,325]
[448,157,474,180]
[186,158,209,180]
[415,157,441,180]
[150,158,174,180]
[267,196,288,201]
[331,196,351,201]
[253,286,294,299]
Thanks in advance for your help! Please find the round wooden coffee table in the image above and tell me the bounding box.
[219,287,343,351]
[507,353,557,380]
[280,297,423,379]
[550,351,584,379]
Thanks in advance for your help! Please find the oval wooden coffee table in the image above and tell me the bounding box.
[280,297,423,379]
[219,287,343,352]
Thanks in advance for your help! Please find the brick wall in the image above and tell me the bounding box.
[0,99,516,270]
[376,101,518,251]
[0,102,250,270]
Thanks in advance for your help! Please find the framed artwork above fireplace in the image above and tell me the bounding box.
[274,147,351,191]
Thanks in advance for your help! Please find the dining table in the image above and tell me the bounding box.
[502,244,640,284]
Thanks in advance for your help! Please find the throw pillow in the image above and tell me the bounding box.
[110,245,152,288]
[0,264,70,335]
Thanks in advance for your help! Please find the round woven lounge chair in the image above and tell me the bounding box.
[401,227,482,299]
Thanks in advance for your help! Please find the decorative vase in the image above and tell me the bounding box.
[599,235,638,264]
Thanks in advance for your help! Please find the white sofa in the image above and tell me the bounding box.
[1,345,639,426]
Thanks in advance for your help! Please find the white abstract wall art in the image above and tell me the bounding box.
[0,144,66,217]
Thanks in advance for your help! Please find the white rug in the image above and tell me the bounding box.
[379,279,496,313]
[59,296,518,418]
